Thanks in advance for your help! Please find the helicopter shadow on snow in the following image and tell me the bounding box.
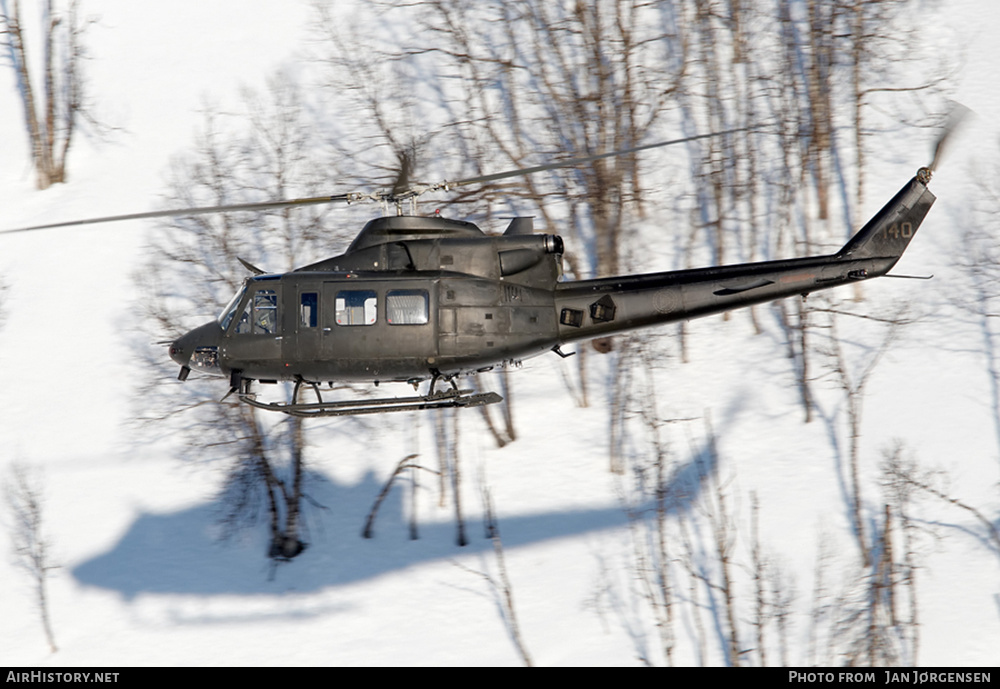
[71,439,720,602]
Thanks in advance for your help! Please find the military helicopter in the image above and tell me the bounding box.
[3,127,947,417]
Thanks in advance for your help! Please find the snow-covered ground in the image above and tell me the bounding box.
[1,0,998,667]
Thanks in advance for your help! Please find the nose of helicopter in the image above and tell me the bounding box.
[168,336,189,368]
[168,321,223,377]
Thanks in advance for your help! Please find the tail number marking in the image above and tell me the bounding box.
[886,222,913,240]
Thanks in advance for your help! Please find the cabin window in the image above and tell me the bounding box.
[336,290,377,326]
[236,288,279,334]
[300,292,318,328]
[387,290,429,325]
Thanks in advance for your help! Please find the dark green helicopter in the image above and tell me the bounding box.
[3,128,947,417]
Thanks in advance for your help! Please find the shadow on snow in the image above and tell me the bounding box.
[72,448,718,600]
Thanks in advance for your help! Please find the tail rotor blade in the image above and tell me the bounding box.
[929,101,972,172]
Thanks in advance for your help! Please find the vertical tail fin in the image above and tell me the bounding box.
[837,171,936,264]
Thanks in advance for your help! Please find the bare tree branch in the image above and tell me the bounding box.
[5,461,59,653]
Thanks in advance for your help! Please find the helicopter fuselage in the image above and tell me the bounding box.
[170,215,569,385]
[195,269,562,383]
[168,174,936,396]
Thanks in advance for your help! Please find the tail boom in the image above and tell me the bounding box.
[554,174,935,345]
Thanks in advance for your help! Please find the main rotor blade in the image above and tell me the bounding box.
[1,193,356,235]
[2,125,767,234]
[427,126,764,191]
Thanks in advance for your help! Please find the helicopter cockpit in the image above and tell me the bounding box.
[217,279,281,335]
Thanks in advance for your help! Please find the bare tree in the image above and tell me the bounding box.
[451,483,532,666]
[951,144,1000,472]
[817,304,911,565]
[615,344,818,666]
[617,340,679,665]
[842,0,954,226]
[637,417,744,666]
[749,492,768,666]
[0,0,95,189]
[701,421,742,666]
[482,485,533,666]
[765,0,947,422]
[882,445,1000,561]
[441,407,467,546]
[5,461,58,653]
[877,442,925,665]
[362,454,441,540]
[767,551,797,667]
[844,503,903,666]
[803,442,935,667]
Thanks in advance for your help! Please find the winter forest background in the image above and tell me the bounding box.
[1,0,998,667]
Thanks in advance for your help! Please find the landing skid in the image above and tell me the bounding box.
[239,388,503,417]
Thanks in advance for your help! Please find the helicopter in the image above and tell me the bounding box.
[3,127,944,417]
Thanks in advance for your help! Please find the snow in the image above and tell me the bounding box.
[1,0,998,667]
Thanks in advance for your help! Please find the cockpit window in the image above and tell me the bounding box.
[235,288,280,335]
[218,283,248,331]
[253,290,278,334]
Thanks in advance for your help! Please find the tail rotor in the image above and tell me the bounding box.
[920,101,972,183]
